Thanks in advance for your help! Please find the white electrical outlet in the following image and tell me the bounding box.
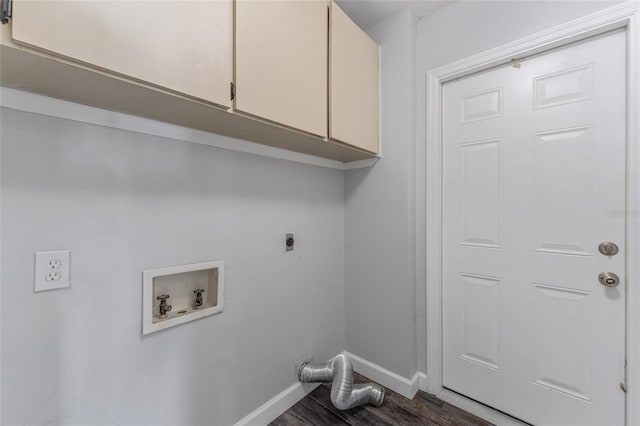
[35,250,70,292]
[47,258,63,269]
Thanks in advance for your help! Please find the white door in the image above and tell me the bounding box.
[443,30,626,426]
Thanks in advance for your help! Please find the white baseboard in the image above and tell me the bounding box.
[417,372,428,392]
[343,351,421,399]
[233,382,320,426]
[233,353,427,426]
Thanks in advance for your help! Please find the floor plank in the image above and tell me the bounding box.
[269,411,307,426]
[289,395,350,426]
[308,383,392,426]
[269,373,493,426]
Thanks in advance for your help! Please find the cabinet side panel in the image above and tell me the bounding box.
[12,0,232,107]
[330,2,379,154]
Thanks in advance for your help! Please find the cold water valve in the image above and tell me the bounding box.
[157,294,172,318]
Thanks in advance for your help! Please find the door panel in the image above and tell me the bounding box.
[534,65,592,109]
[461,139,503,248]
[533,284,592,402]
[461,274,502,370]
[443,30,626,425]
[461,88,503,123]
[533,126,594,255]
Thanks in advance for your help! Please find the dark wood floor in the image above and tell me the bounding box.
[270,374,493,426]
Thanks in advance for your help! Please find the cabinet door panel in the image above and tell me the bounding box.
[12,0,231,107]
[330,1,379,153]
[235,0,328,137]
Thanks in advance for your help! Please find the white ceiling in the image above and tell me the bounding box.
[335,0,453,30]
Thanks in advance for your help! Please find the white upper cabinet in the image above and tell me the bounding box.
[2,0,379,161]
[235,0,328,137]
[11,0,232,107]
[329,1,379,154]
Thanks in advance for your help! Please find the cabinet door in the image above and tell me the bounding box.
[330,1,379,153]
[235,0,328,137]
[11,0,232,107]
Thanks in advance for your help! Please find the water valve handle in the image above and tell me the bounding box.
[157,294,172,317]
[193,288,205,308]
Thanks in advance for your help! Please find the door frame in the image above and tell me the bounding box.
[425,1,640,423]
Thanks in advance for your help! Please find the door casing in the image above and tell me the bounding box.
[424,1,640,424]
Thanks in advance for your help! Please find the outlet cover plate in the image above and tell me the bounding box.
[34,250,71,292]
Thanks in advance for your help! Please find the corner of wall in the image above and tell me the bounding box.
[344,5,419,381]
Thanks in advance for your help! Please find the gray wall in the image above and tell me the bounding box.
[1,108,345,425]
[344,8,418,378]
